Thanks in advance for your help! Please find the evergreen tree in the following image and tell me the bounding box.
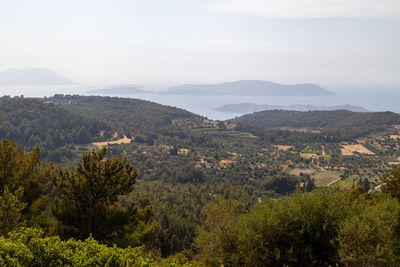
[52,147,158,246]
[0,139,47,233]
[382,167,400,200]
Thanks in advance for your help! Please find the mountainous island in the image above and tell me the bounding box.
[159,80,334,96]
[0,67,75,85]
[87,84,152,95]
[216,103,368,113]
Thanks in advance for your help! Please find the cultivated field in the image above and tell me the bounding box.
[273,145,294,151]
[390,135,400,140]
[312,171,341,186]
[92,136,132,148]
[341,144,374,155]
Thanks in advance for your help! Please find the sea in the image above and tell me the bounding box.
[1,84,399,121]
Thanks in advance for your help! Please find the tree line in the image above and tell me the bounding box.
[232,109,400,141]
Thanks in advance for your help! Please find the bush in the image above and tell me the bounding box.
[0,228,193,266]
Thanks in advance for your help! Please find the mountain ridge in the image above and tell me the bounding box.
[160,80,334,96]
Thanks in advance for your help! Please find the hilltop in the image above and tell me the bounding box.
[0,96,111,155]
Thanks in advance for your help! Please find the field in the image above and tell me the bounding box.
[273,145,294,151]
[311,171,341,186]
[92,136,132,148]
[340,144,374,155]
[300,153,318,159]
[334,180,356,189]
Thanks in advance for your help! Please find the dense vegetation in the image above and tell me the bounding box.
[231,109,400,140]
[48,94,199,135]
[196,186,400,266]
[0,228,188,266]
[2,139,400,265]
[0,96,112,153]
[1,95,400,265]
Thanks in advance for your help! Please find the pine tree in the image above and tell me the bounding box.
[0,139,46,233]
[52,147,158,246]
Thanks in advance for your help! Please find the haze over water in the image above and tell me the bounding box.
[1,84,399,121]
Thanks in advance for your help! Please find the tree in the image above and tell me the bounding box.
[217,121,226,130]
[0,139,46,233]
[382,167,400,200]
[195,198,242,266]
[337,196,400,266]
[52,147,158,246]
[0,139,40,193]
[0,187,26,235]
[236,188,349,266]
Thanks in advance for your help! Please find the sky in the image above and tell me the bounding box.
[0,0,399,88]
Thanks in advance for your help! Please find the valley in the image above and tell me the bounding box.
[1,94,400,264]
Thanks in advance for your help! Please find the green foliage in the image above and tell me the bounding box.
[382,166,400,200]
[52,147,158,246]
[0,139,40,193]
[0,187,26,235]
[136,180,259,257]
[236,188,349,266]
[0,228,192,266]
[261,176,298,195]
[0,139,49,233]
[195,198,242,266]
[232,109,400,141]
[196,188,400,266]
[49,95,198,134]
[337,196,400,266]
[2,93,400,264]
[0,98,112,153]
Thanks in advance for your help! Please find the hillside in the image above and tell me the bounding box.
[160,80,334,96]
[48,95,201,133]
[0,67,75,85]
[0,96,112,153]
[230,109,400,140]
[2,95,400,259]
[216,103,368,113]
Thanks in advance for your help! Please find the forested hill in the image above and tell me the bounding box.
[48,95,201,134]
[231,109,400,140]
[0,96,113,151]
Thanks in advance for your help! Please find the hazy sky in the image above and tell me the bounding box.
[1,0,399,87]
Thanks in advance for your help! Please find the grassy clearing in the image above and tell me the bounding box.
[341,144,374,155]
[312,171,341,186]
[92,136,131,148]
[334,180,356,189]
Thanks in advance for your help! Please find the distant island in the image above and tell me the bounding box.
[0,67,75,85]
[159,80,334,96]
[216,103,369,113]
[87,84,152,95]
